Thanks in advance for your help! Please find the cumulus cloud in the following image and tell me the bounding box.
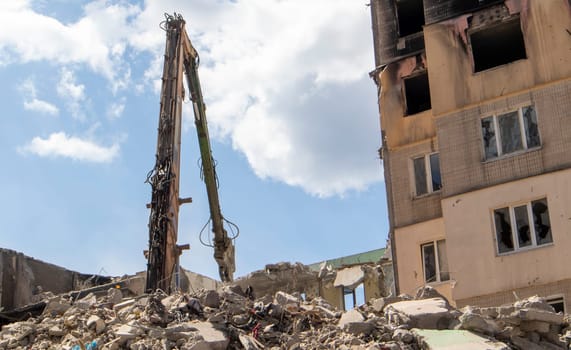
[133,0,382,196]
[0,0,139,84]
[19,78,59,116]
[23,99,59,115]
[3,0,382,195]
[57,68,86,120]
[19,132,119,163]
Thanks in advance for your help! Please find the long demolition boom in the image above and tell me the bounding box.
[146,14,235,293]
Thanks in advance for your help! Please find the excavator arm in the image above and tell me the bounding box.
[181,26,236,283]
[146,14,235,292]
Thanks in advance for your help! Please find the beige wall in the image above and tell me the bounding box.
[387,139,443,228]
[442,168,571,301]
[394,218,453,303]
[377,57,436,150]
[457,278,571,312]
[424,0,571,117]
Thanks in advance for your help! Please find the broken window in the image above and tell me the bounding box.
[494,207,514,253]
[413,152,442,196]
[404,71,431,115]
[481,105,541,160]
[421,240,449,284]
[395,0,425,37]
[470,17,526,72]
[546,296,565,314]
[493,198,552,255]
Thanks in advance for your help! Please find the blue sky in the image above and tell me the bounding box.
[0,0,388,280]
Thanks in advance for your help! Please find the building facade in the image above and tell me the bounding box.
[370,0,571,313]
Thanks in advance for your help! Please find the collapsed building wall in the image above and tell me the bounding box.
[235,258,391,311]
[0,248,112,311]
[0,248,221,312]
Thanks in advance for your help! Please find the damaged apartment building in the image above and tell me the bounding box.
[370,0,571,312]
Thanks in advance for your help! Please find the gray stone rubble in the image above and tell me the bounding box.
[0,286,570,349]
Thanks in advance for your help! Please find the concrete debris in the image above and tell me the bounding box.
[0,285,569,350]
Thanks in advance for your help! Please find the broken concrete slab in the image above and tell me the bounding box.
[514,308,565,325]
[338,308,375,335]
[334,266,365,290]
[386,297,454,329]
[413,329,510,350]
[190,321,229,350]
[459,310,500,335]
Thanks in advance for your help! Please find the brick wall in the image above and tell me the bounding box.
[388,139,443,228]
[436,80,571,198]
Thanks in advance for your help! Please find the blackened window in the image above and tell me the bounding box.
[396,0,425,37]
[404,71,431,115]
[470,17,526,72]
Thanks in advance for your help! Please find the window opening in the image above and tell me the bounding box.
[413,153,441,196]
[421,240,449,284]
[343,283,365,310]
[546,297,565,314]
[493,198,552,254]
[404,71,431,115]
[395,0,425,37]
[481,105,540,160]
[470,17,526,72]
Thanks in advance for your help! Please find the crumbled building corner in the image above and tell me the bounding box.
[1,282,570,350]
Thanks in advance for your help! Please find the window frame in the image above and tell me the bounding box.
[481,105,541,161]
[421,239,450,284]
[545,295,565,314]
[412,152,442,197]
[492,197,553,256]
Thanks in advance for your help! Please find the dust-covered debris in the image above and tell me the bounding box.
[0,285,570,349]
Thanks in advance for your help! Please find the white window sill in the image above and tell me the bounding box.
[482,146,542,164]
[425,279,452,287]
[413,189,442,200]
[496,241,554,257]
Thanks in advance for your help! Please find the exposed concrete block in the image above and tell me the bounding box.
[274,291,299,308]
[202,290,220,309]
[386,298,454,329]
[190,322,229,350]
[338,309,374,335]
[86,315,105,334]
[334,266,365,290]
[514,309,564,325]
[520,320,551,334]
[459,311,500,335]
[413,329,510,350]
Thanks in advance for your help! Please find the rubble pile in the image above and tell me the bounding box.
[0,285,570,350]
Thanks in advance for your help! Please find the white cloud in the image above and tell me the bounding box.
[23,98,59,115]
[57,68,86,120]
[132,0,381,196]
[57,68,85,101]
[3,0,382,196]
[19,78,59,116]
[20,132,119,163]
[0,0,139,84]
[107,99,126,119]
